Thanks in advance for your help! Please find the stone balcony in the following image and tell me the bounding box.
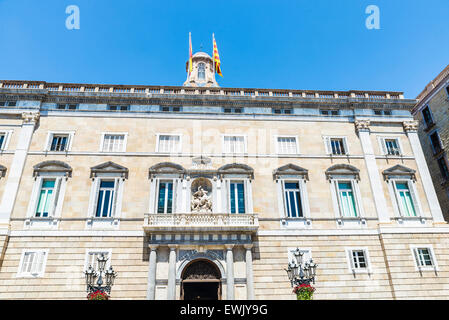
[143,213,259,233]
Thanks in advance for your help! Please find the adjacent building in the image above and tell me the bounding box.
[413,64,449,221]
[0,53,449,300]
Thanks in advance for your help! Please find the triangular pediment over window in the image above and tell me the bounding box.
[149,162,186,179]
[33,160,72,177]
[90,161,128,179]
[382,164,416,181]
[218,163,254,179]
[0,164,6,178]
[273,164,309,180]
[325,164,360,181]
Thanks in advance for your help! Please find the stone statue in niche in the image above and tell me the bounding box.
[191,186,212,213]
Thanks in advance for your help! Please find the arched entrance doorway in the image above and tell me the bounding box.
[181,259,222,300]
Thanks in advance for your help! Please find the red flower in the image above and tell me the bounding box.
[87,290,109,300]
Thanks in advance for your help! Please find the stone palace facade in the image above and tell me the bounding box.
[0,52,449,300]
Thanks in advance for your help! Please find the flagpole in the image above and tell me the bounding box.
[212,33,216,81]
[186,32,190,82]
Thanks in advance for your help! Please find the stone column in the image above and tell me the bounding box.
[244,244,255,300]
[0,112,39,225]
[167,246,177,300]
[355,120,390,223]
[225,245,235,300]
[403,121,445,222]
[146,245,159,300]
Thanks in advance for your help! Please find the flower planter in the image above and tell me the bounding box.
[87,290,109,300]
[293,284,315,300]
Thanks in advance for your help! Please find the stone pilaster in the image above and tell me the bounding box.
[0,112,39,225]
[146,245,159,300]
[225,245,235,300]
[355,120,390,223]
[244,244,254,300]
[403,120,445,222]
[167,246,177,300]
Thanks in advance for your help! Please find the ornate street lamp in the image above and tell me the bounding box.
[84,254,117,295]
[285,248,318,287]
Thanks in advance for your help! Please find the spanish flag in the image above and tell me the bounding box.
[213,34,223,77]
[188,32,193,75]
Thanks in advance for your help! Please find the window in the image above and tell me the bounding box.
[324,137,348,155]
[17,250,48,277]
[374,109,392,116]
[45,131,74,152]
[337,182,358,217]
[157,181,173,214]
[230,182,245,214]
[0,100,17,107]
[198,63,206,80]
[411,246,437,270]
[320,109,340,116]
[276,136,298,154]
[96,180,115,218]
[223,107,243,114]
[346,248,371,273]
[160,106,182,112]
[438,156,449,181]
[0,134,5,150]
[330,138,346,155]
[272,108,292,115]
[223,135,246,153]
[429,131,443,154]
[393,181,417,217]
[102,134,126,152]
[0,130,12,150]
[26,161,71,228]
[57,103,78,110]
[157,134,181,153]
[88,162,127,226]
[35,179,55,218]
[351,250,367,269]
[422,106,434,128]
[108,105,129,111]
[84,250,111,272]
[283,182,302,218]
[50,135,68,152]
[274,164,310,223]
[446,86,449,98]
[382,138,401,156]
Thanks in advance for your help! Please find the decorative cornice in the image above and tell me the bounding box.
[403,120,419,133]
[354,120,370,133]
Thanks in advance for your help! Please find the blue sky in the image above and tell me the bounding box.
[0,0,448,98]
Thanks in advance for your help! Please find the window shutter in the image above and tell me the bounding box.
[111,178,120,217]
[333,180,343,217]
[342,138,349,155]
[33,177,44,216]
[324,137,331,154]
[89,178,101,217]
[49,177,62,217]
[22,253,32,274]
[36,252,46,274]
[350,180,360,217]
[348,250,355,269]
[173,179,179,213]
[45,133,52,151]
[380,138,387,155]
[407,180,420,217]
[392,181,403,216]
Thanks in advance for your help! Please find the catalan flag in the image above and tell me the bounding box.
[213,34,222,77]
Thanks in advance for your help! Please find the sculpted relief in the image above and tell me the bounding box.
[191,186,212,213]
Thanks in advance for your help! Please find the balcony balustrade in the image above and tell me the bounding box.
[143,212,259,233]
